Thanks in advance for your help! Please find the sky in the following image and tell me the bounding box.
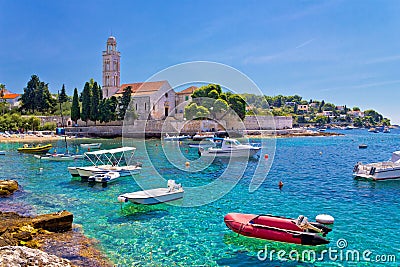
[1,0,400,124]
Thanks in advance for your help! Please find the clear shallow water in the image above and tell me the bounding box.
[1,130,400,266]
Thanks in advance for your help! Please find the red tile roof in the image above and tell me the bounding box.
[176,86,198,95]
[115,81,168,96]
[1,93,20,99]
[1,89,20,99]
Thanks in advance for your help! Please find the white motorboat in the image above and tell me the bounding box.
[188,137,220,148]
[0,151,5,155]
[34,153,83,161]
[70,147,141,179]
[353,151,400,181]
[67,166,80,177]
[192,133,215,141]
[88,171,120,183]
[199,138,260,158]
[80,143,102,149]
[383,127,390,133]
[118,180,184,205]
[163,134,190,141]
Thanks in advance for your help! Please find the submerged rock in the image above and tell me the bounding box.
[0,180,19,196]
[0,246,73,266]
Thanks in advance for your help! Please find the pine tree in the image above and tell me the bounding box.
[21,75,39,113]
[81,82,91,126]
[90,82,99,124]
[71,88,80,124]
[20,75,55,114]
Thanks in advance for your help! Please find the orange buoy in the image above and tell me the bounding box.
[185,161,190,167]
[278,181,284,189]
[264,154,269,159]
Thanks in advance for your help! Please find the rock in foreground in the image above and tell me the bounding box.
[0,180,19,196]
[0,210,73,247]
[0,246,73,267]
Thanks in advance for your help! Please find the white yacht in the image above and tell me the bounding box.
[353,151,400,181]
[68,147,141,179]
[199,138,260,158]
[118,180,184,205]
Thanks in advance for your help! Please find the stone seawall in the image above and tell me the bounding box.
[66,116,293,138]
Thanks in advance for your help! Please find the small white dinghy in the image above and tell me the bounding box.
[80,143,102,149]
[118,180,184,205]
[88,171,120,183]
[0,151,5,155]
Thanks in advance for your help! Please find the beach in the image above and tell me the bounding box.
[0,135,73,143]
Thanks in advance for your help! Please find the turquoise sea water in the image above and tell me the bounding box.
[1,130,400,266]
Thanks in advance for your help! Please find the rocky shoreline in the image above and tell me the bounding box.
[0,180,113,267]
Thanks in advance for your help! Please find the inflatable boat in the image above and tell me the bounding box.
[224,213,331,246]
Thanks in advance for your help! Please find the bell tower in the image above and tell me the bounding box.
[102,36,121,98]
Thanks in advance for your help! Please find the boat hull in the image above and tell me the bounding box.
[67,167,80,177]
[118,188,184,205]
[224,213,330,246]
[353,162,400,181]
[17,144,52,154]
[35,153,79,161]
[201,148,260,157]
[80,143,102,149]
[76,166,141,179]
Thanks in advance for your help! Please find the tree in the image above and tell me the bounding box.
[213,99,229,116]
[71,88,80,124]
[20,75,39,113]
[99,97,118,123]
[318,100,325,113]
[352,107,360,111]
[118,86,132,120]
[90,82,100,124]
[0,83,5,115]
[227,94,246,120]
[20,75,56,114]
[192,84,222,99]
[184,103,210,120]
[59,84,68,103]
[81,82,91,126]
[315,115,328,125]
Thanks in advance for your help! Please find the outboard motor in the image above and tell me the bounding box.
[353,163,359,173]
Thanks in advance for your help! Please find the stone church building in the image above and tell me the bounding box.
[101,35,188,120]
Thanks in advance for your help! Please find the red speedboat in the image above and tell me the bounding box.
[224,213,331,246]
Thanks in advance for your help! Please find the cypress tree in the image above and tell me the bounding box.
[59,84,68,103]
[90,82,99,124]
[71,88,80,124]
[118,86,132,120]
[81,82,91,126]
